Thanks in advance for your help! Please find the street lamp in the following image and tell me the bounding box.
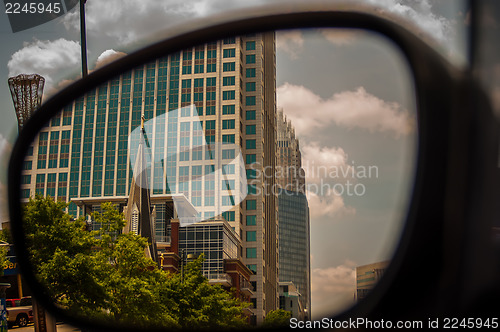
[80,0,88,77]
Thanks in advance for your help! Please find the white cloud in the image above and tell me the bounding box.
[366,0,453,43]
[7,38,81,94]
[320,29,362,45]
[277,83,415,137]
[311,260,357,318]
[301,142,352,183]
[62,0,269,45]
[306,189,356,220]
[95,49,127,69]
[276,30,304,59]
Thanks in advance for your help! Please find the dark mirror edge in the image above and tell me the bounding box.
[8,4,465,331]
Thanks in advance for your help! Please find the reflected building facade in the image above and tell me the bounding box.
[21,33,278,323]
[276,108,311,319]
[356,261,389,301]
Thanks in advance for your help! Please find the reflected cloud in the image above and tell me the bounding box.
[7,38,81,94]
[306,189,355,220]
[276,30,304,59]
[277,83,415,137]
[311,260,356,318]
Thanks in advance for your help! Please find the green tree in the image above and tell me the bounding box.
[0,228,12,276]
[23,195,249,329]
[263,309,292,328]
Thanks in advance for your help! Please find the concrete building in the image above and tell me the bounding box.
[279,281,306,321]
[21,33,278,323]
[356,261,389,301]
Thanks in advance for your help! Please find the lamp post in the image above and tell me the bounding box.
[80,0,88,77]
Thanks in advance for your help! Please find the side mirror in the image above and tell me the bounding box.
[8,4,466,331]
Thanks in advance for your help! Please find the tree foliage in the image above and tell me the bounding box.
[263,309,292,328]
[0,228,12,276]
[23,195,249,329]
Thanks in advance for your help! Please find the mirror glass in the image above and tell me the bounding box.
[18,28,417,328]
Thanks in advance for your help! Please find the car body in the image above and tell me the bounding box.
[6,296,33,327]
[5,298,20,308]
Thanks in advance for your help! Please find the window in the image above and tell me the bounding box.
[246,199,257,210]
[222,180,235,190]
[194,78,203,87]
[247,264,257,274]
[246,168,257,179]
[222,134,235,144]
[246,54,256,64]
[192,149,203,160]
[246,82,256,92]
[246,247,257,258]
[205,120,216,130]
[182,65,192,74]
[36,174,45,195]
[246,215,257,225]
[246,125,256,135]
[223,76,235,86]
[21,175,31,184]
[246,96,256,106]
[222,119,235,129]
[246,139,256,149]
[246,41,256,50]
[182,79,191,89]
[222,90,235,100]
[223,48,236,58]
[223,164,235,174]
[246,154,256,164]
[207,63,216,72]
[206,106,215,115]
[206,77,216,86]
[246,110,256,120]
[194,64,204,73]
[23,161,32,170]
[222,195,235,206]
[223,62,235,72]
[222,149,235,159]
[247,184,257,195]
[51,116,60,126]
[192,165,202,176]
[223,105,235,114]
[222,211,235,221]
[206,91,216,101]
[246,231,257,242]
[21,189,30,199]
[223,37,235,44]
[246,68,256,78]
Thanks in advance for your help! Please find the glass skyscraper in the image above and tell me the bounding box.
[22,33,278,322]
[276,108,311,318]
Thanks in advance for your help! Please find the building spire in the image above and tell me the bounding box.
[123,130,158,264]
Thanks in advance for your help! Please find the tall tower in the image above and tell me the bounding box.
[8,74,45,131]
[276,108,311,319]
[21,33,278,323]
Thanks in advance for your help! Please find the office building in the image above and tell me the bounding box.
[356,261,389,301]
[21,33,277,322]
[275,109,311,319]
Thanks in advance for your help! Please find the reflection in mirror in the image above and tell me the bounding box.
[19,28,416,328]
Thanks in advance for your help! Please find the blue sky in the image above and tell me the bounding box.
[0,0,469,320]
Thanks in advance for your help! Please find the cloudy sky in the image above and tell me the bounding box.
[0,0,468,320]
